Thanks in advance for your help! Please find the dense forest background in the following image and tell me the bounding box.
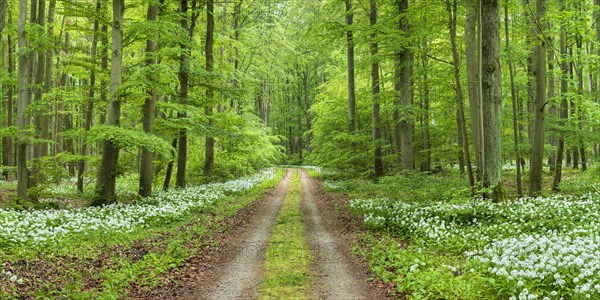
[1,0,600,203]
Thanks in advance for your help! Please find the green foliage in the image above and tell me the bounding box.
[87,125,173,160]
[187,113,284,182]
[354,234,491,299]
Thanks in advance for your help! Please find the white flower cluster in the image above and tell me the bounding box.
[350,192,600,296]
[2,270,23,285]
[0,169,274,247]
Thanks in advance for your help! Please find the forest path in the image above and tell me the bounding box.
[204,170,291,299]
[300,169,372,299]
[142,169,388,299]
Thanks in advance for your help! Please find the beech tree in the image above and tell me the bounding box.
[481,0,506,202]
[93,0,124,206]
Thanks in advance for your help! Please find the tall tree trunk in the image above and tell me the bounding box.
[78,0,100,193]
[203,0,215,177]
[395,0,413,171]
[505,4,522,196]
[29,0,46,188]
[139,1,159,197]
[231,0,242,111]
[465,0,483,182]
[447,0,474,187]
[553,12,568,191]
[576,36,586,172]
[481,0,506,202]
[345,0,356,133]
[4,14,14,181]
[420,52,431,172]
[176,0,190,188]
[93,0,124,206]
[17,0,29,200]
[547,45,556,172]
[529,0,546,196]
[370,0,384,178]
[99,22,108,126]
[43,0,55,155]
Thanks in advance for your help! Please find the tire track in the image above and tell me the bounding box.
[206,170,291,300]
[301,170,369,300]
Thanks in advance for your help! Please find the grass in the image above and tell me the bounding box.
[259,171,313,299]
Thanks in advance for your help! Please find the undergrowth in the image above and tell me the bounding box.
[325,169,600,299]
[0,169,284,298]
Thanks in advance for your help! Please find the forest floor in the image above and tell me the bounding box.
[130,169,390,299]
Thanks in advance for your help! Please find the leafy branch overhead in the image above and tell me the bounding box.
[87,125,174,160]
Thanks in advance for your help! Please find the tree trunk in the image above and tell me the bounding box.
[395,0,414,171]
[29,0,46,188]
[203,0,215,177]
[93,0,124,206]
[345,0,356,133]
[163,138,178,191]
[465,0,483,182]
[176,0,190,188]
[504,4,522,196]
[457,109,465,174]
[232,0,242,111]
[447,0,474,187]
[529,0,546,196]
[481,0,506,202]
[4,14,14,181]
[78,0,99,193]
[43,0,55,155]
[33,0,46,160]
[576,36,586,172]
[370,0,384,178]
[420,52,431,172]
[553,4,568,191]
[17,0,29,200]
[0,0,6,35]
[139,1,159,197]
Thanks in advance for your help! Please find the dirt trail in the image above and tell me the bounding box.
[301,170,375,300]
[205,170,291,300]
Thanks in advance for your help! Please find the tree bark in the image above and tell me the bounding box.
[176,0,190,188]
[481,0,506,202]
[370,0,384,178]
[447,0,474,187]
[163,138,178,191]
[345,0,356,133]
[139,1,159,197]
[504,4,522,196]
[43,0,55,155]
[529,0,546,196]
[17,0,29,200]
[576,35,586,172]
[78,0,100,193]
[203,0,215,177]
[553,11,568,191]
[395,0,413,171]
[33,0,46,165]
[420,52,430,172]
[3,14,14,181]
[93,0,124,206]
[465,0,483,182]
